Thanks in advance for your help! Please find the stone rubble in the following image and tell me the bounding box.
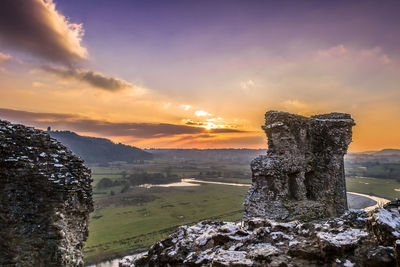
[122,201,400,266]
[0,120,93,266]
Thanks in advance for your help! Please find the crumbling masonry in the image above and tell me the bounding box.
[244,111,355,221]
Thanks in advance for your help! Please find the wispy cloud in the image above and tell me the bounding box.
[240,80,255,91]
[0,52,11,62]
[0,108,246,139]
[282,99,309,112]
[0,0,87,65]
[316,45,391,65]
[0,0,137,94]
[180,104,191,111]
[41,66,134,92]
[195,110,211,117]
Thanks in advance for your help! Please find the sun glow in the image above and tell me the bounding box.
[182,117,234,131]
[202,122,230,130]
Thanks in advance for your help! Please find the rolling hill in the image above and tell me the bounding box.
[48,130,153,164]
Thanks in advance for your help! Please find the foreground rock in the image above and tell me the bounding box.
[245,111,355,221]
[122,200,400,266]
[0,120,93,266]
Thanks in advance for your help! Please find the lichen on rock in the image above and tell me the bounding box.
[244,111,355,221]
[0,120,93,266]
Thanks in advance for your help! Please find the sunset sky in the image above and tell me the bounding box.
[0,0,399,151]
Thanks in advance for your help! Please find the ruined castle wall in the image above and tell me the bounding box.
[0,120,93,266]
[244,111,355,221]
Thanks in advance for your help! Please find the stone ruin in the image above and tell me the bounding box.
[245,111,355,221]
[0,120,93,266]
[124,110,400,266]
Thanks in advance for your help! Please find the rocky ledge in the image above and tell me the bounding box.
[122,200,400,266]
[0,120,93,266]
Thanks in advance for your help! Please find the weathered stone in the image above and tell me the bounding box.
[244,111,355,221]
[126,208,400,267]
[0,120,93,266]
[367,199,400,246]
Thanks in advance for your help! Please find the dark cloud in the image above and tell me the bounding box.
[0,1,136,92]
[42,66,133,91]
[185,121,205,126]
[0,0,87,65]
[0,108,246,139]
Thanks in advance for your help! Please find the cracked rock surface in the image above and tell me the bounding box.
[245,111,355,221]
[124,201,400,266]
[0,120,93,266]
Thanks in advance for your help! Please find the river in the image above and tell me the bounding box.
[88,178,391,266]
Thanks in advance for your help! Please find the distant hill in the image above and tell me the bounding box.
[362,149,400,156]
[48,131,153,163]
[146,148,267,164]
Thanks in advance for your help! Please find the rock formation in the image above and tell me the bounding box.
[244,111,355,221]
[0,120,93,266]
[124,200,400,267]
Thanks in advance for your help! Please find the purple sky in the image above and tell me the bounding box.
[54,0,400,96]
[0,0,399,150]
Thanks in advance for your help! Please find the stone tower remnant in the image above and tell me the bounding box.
[0,120,93,266]
[244,111,355,221]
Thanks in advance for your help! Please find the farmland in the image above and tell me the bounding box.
[84,158,400,264]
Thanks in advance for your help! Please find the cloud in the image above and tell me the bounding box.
[184,120,205,126]
[32,81,44,88]
[282,99,308,110]
[180,104,191,111]
[0,1,137,93]
[240,80,255,90]
[41,66,133,91]
[195,110,211,117]
[317,45,348,57]
[0,108,245,139]
[0,0,87,65]
[316,45,391,64]
[163,102,172,109]
[0,52,11,62]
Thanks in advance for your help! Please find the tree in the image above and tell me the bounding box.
[97,178,114,188]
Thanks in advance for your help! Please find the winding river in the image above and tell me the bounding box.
[88,178,391,267]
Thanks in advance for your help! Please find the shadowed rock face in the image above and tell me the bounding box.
[0,120,93,266]
[244,111,355,221]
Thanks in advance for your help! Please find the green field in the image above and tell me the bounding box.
[346,176,400,200]
[84,183,248,264]
[83,160,400,264]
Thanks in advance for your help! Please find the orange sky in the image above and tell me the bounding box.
[0,0,399,152]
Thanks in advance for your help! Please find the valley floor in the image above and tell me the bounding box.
[83,160,400,265]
